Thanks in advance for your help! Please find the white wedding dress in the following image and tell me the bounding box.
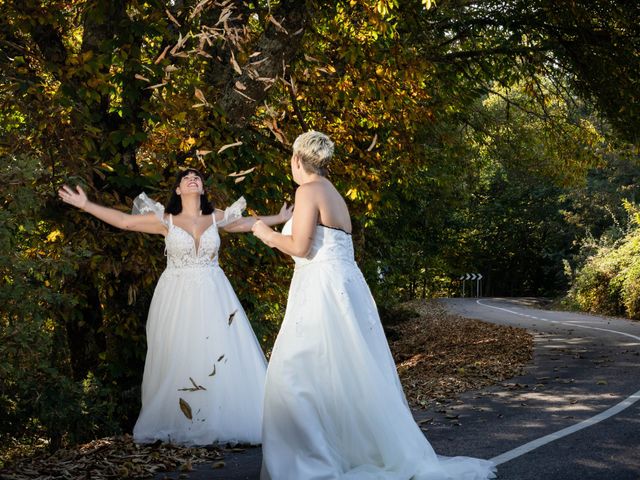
[131,194,267,446]
[261,219,496,479]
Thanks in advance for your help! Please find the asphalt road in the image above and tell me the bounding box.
[158,298,640,480]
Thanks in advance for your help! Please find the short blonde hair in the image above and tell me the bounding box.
[292,131,334,175]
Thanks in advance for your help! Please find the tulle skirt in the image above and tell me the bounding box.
[261,259,496,479]
[133,265,267,446]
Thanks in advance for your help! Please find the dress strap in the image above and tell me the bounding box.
[168,214,173,227]
[212,211,217,228]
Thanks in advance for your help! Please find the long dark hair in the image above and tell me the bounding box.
[165,168,214,215]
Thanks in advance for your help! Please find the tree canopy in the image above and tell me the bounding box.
[1,0,639,457]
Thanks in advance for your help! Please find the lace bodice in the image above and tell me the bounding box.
[282,219,355,268]
[131,192,246,271]
[165,215,221,269]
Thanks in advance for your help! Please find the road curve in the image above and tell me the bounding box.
[437,298,640,480]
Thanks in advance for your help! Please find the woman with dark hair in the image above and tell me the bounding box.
[59,168,291,446]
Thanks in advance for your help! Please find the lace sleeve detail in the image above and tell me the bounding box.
[217,196,246,228]
[132,192,167,225]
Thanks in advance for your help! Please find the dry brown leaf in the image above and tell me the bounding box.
[367,134,378,151]
[146,82,168,90]
[153,45,171,65]
[227,166,256,177]
[134,74,150,82]
[267,15,288,34]
[179,398,193,419]
[234,88,257,101]
[194,87,208,105]
[228,310,237,325]
[235,80,247,90]
[230,50,242,75]
[234,176,246,183]
[217,141,242,154]
[166,8,181,27]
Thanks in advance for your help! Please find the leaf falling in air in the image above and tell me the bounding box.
[218,354,225,362]
[170,32,183,55]
[234,176,246,183]
[189,0,210,20]
[216,7,233,25]
[146,82,168,90]
[367,134,378,151]
[194,87,208,105]
[196,149,212,156]
[217,141,243,154]
[227,166,256,177]
[179,398,193,419]
[230,50,242,75]
[268,15,288,34]
[155,45,172,64]
[228,310,237,325]
[233,88,257,102]
[166,9,181,27]
[135,74,151,82]
[209,364,216,376]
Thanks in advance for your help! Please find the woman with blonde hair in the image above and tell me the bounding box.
[253,132,496,479]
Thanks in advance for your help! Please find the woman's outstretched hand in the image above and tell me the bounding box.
[58,185,88,210]
[279,202,294,223]
[252,219,274,246]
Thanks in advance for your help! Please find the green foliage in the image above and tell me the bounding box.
[1,0,639,460]
[569,206,640,319]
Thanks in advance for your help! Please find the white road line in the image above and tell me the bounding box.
[474,299,640,465]
[490,388,640,465]
[476,299,640,342]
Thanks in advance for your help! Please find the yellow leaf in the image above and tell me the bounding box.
[46,230,62,242]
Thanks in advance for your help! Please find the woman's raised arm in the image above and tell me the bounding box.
[58,185,167,235]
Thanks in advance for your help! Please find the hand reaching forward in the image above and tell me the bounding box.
[279,202,294,223]
[58,185,88,210]
[252,219,275,246]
